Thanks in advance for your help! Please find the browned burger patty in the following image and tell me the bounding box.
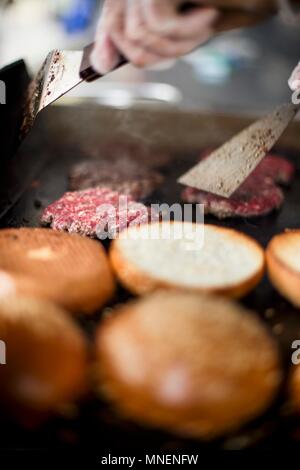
[69,158,164,199]
[181,154,295,219]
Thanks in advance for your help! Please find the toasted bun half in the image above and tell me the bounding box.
[0,296,88,416]
[289,363,300,413]
[110,222,264,298]
[266,230,300,307]
[96,291,281,439]
[0,228,115,313]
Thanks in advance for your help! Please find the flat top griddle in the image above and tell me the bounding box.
[1,96,300,451]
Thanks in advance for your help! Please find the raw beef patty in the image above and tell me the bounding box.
[41,188,157,239]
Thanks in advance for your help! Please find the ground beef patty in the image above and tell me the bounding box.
[181,154,295,219]
[41,188,158,238]
[69,158,164,199]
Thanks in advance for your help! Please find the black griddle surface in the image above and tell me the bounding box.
[1,143,300,452]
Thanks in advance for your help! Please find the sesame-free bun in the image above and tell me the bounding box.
[267,230,300,307]
[96,291,281,439]
[289,362,300,413]
[110,222,264,298]
[0,228,115,313]
[0,296,87,416]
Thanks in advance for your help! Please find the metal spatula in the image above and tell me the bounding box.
[178,102,299,198]
[19,0,274,142]
[20,43,127,139]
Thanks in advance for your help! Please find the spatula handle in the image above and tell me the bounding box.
[80,43,127,82]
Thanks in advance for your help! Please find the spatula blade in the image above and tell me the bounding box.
[20,49,84,140]
[178,103,298,198]
[38,50,84,112]
[20,43,127,141]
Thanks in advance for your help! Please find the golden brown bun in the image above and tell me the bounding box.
[266,230,300,307]
[0,228,115,314]
[110,222,264,299]
[0,296,88,416]
[289,363,300,413]
[96,291,281,439]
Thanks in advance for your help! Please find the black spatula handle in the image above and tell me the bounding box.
[80,43,127,82]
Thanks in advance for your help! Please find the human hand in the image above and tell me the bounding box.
[289,62,300,92]
[91,0,276,74]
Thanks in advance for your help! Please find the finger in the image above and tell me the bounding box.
[125,0,147,41]
[91,32,121,74]
[139,31,212,58]
[95,0,120,34]
[111,30,164,68]
[144,1,219,39]
[101,0,124,35]
[124,1,212,57]
[289,62,300,91]
[92,0,124,74]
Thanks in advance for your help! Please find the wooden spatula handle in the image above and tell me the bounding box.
[80,43,127,82]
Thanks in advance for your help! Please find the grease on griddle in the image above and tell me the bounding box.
[20,58,47,140]
[19,50,62,140]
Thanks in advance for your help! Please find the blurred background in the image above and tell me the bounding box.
[0,0,300,113]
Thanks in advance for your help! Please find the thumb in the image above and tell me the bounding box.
[91,32,120,75]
